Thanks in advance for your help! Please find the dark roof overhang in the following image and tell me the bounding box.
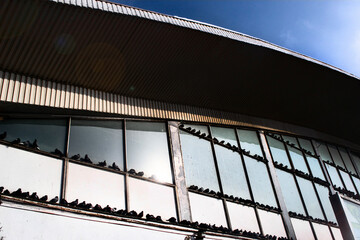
[1,0,360,145]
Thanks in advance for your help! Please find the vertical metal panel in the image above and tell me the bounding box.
[34,78,41,105]
[54,82,61,108]
[6,73,15,102]
[258,131,297,240]
[0,72,9,101]
[0,71,4,98]
[12,75,21,103]
[69,85,75,109]
[24,77,31,104]
[29,78,37,105]
[65,85,70,108]
[40,79,47,106]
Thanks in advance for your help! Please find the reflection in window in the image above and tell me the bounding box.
[69,120,123,168]
[237,129,263,157]
[313,223,332,240]
[296,177,324,219]
[298,138,315,155]
[326,164,344,188]
[276,169,305,214]
[331,227,343,240]
[306,154,325,180]
[128,177,177,220]
[66,163,125,210]
[180,131,219,191]
[0,118,67,153]
[339,147,356,173]
[282,135,299,148]
[315,184,337,223]
[0,145,62,198]
[258,209,287,238]
[291,218,315,240]
[188,192,227,226]
[267,137,291,168]
[352,176,360,193]
[215,145,250,199]
[339,170,356,193]
[289,147,308,173]
[226,202,259,232]
[211,126,237,146]
[244,156,277,207]
[316,141,332,162]
[126,121,172,183]
[328,145,345,168]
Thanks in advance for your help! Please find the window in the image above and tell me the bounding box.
[237,129,263,157]
[267,136,291,168]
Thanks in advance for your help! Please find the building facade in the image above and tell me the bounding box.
[1,0,360,239]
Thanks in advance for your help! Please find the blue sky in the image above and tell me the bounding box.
[112,0,360,78]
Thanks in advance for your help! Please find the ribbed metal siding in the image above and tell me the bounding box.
[0,69,263,127]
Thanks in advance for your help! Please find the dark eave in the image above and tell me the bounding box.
[1,0,360,145]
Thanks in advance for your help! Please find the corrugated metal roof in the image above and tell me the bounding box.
[1,0,360,146]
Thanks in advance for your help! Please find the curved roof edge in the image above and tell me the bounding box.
[52,0,359,80]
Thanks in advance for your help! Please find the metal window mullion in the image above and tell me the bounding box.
[207,125,232,230]
[123,119,130,212]
[166,121,181,222]
[235,128,264,235]
[347,149,360,177]
[168,121,191,221]
[258,131,296,240]
[296,137,313,177]
[312,140,336,195]
[60,117,71,201]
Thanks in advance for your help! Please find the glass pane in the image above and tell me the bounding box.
[267,136,291,168]
[282,135,299,148]
[180,131,219,191]
[276,169,305,214]
[0,118,66,153]
[328,145,345,168]
[316,141,332,162]
[339,147,356,173]
[66,163,125,210]
[298,138,315,155]
[183,124,208,135]
[352,176,360,193]
[315,183,337,223]
[244,156,277,207]
[0,144,62,198]
[343,199,360,239]
[289,146,308,173]
[69,120,123,168]
[291,218,315,240]
[326,164,344,188]
[258,209,287,237]
[339,170,356,193]
[0,205,186,240]
[188,192,227,226]
[313,223,332,240]
[126,121,172,183]
[128,177,177,220]
[331,227,343,240]
[227,202,259,232]
[211,126,237,146]
[237,129,262,157]
[306,154,325,180]
[296,177,324,219]
[215,145,250,199]
[350,152,360,175]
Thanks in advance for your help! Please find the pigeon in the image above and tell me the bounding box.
[69,199,78,207]
[128,169,136,175]
[50,196,58,203]
[71,154,81,160]
[167,217,177,223]
[30,192,39,200]
[103,205,113,213]
[93,204,103,211]
[60,199,68,205]
[146,214,156,221]
[127,210,138,217]
[40,195,48,201]
[83,154,92,163]
[53,148,64,157]
[32,139,40,150]
[11,138,21,144]
[137,211,144,218]
[11,188,22,197]
[0,131,6,140]
[23,141,31,147]
[0,186,4,193]
[155,216,163,222]
[109,162,120,171]
[97,160,107,167]
[3,189,10,195]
